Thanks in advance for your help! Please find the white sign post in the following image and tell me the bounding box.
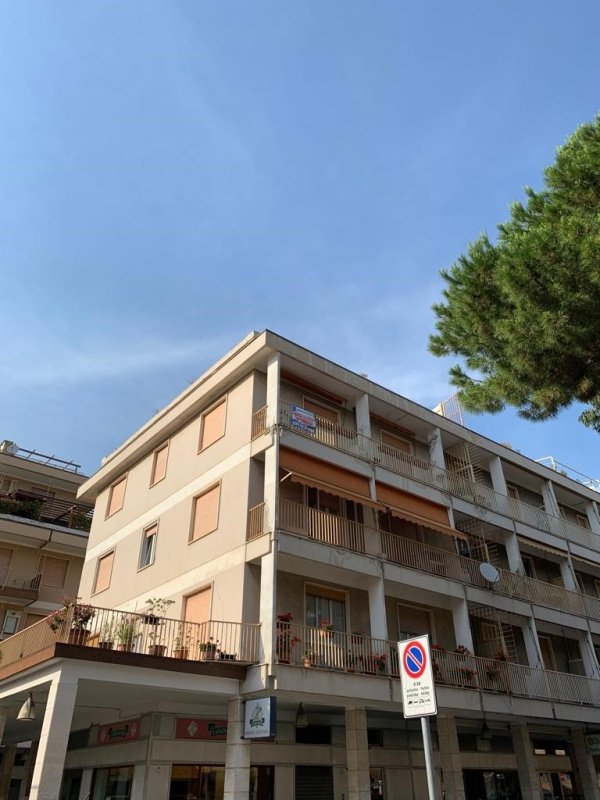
[398,635,439,800]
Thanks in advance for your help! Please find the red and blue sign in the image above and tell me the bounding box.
[402,640,427,679]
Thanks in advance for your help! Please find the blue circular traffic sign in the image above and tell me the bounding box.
[403,640,427,679]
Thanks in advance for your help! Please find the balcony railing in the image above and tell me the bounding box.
[278,401,598,552]
[279,498,369,554]
[251,406,268,439]
[0,605,260,672]
[279,624,600,706]
[0,490,93,532]
[247,503,266,540]
[276,499,600,622]
[0,570,41,595]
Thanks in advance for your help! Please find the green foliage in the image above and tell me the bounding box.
[0,497,41,519]
[430,114,600,432]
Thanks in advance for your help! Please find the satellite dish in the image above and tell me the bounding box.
[479,562,500,584]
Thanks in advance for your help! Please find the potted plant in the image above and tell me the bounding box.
[276,613,300,663]
[319,619,334,638]
[199,637,219,660]
[143,597,175,625]
[173,623,192,660]
[115,617,137,652]
[99,620,116,650]
[303,648,316,668]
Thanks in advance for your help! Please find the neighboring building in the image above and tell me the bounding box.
[1,331,600,800]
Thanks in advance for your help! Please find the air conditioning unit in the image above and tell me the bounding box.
[0,441,19,455]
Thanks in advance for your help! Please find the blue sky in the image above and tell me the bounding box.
[1,1,598,482]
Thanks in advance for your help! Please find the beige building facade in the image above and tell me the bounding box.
[1,332,600,800]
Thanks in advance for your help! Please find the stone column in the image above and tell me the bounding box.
[428,428,446,471]
[511,724,541,800]
[559,555,579,592]
[367,576,388,641]
[29,672,78,800]
[489,456,508,496]
[451,598,474,653]
[0,745,16,800]
[581,631,600,679]
[521,617,543,668]
[437,716,465,800]
[586,501,600,536]
[345,708,370,800]
[355,394,371,438]
[571,728,600,800]
[224,697,251,800]
[541,481,560,518]
[259,353,280,668]
[504,532,525,574]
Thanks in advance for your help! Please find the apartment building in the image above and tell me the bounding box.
[1,331,600,800]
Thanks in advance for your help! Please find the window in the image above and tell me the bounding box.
[380,430,413,454]
[1,610,20,637]
[522,555,536,579]
[397,604,433,641]
[199,398,227,451]
[93,551,115,594]
[150,443,169,486]
[106,476,127,517]
[40,556,69,587]
[302,397,339,423]
[506,484,520,501]
[305,584,347,632]
[190,485,220,542]
[576,513,590,530]
[139,524,157,569]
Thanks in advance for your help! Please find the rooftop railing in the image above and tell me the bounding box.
[278,401,598,552]
[275,499,600,622]
[280,623,600,707]
[0,490,93,532]
[0,605,260,672]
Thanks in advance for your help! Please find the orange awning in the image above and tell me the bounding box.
[376,482,466,540]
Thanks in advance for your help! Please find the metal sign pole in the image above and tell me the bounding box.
[421,715,437,800]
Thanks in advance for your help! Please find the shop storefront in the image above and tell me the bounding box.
[463,769,522,800]
[169,765,273,800]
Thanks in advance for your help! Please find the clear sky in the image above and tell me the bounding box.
[1,1,598,482]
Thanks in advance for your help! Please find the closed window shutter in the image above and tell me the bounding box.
[151,444,169,485]
[295,767,333,800]
[200,399,227,450]
[397,605,431,639]
[185,588,211,624]
[381,430,413,453]
[94,552,114,593]
[41,556,69,587]
[107,476,127,516]
[191,485,220,541]
[303,399,338,423]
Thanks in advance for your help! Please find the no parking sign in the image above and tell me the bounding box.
[398,635,437,718]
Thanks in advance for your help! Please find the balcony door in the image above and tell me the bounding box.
[538,636,557,671]
[185,587,212,655]
[305,585,347,670]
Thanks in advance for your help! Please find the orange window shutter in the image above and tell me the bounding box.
[200,399,227,450]
[41,557,69,587]
[381,431,412,453]
[303,399,338,423]
[94,552,114,593]
[108,476,127,516]
[192,485,220,540]
[152,444,169,485]
[185,587,211,624]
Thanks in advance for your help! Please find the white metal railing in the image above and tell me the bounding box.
[278,401,598,552]
[0,570,41,592]
[251,406,268,439]
[247,503,266,540]
[278,624,600,706]
[0,605,260,670]
[278,498,369,553]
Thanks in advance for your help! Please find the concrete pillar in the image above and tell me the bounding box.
[275,766,294,798]
[29,672,78,800]
[259,353,280,668]
[581,631,600,679]
[586,501,600,536]
[428,428,446,470]
[437,716,466,800]
[355,394,371,438]
[345,708,370,800]
[560,555,579,592]
[504,532,525,573]
[224,697,251,800]
[489,456,508,496]
[451,598,474,653]
[541,480,560,518]
[367,576,388,641]
[77,769,93,800]
[571,728,600,800]
[511,724,541,800]
[0,745,16,800]
[23,741,38,800]
[522,617,543,668]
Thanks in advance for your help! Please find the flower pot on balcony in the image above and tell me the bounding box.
[303,657,314,668]
[117,643,134,653]
[143,615,159,626]
[148,644,167,657]
[68,629,89,646]
[199,648,217,661]
[173,648,189,660]
[98,641,114,650]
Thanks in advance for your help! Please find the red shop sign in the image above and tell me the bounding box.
[97,718,141,745]
[176,718,228,741]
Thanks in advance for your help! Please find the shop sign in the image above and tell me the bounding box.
[97,718,141,745]
[243,697,277,739]
[175,718,228,741]
[290,406,316,433]
[586,734,600,755]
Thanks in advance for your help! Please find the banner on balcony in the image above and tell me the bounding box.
[176,718,228,740]
[243,697,277,739]
[291,406,317,433]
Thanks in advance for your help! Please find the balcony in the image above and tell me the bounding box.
[0,570,40,603]
[0,605,260,677]
[276,499,600,623]
[279,623,600,707]
[0,490,93,532]
[278,401,597,552]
